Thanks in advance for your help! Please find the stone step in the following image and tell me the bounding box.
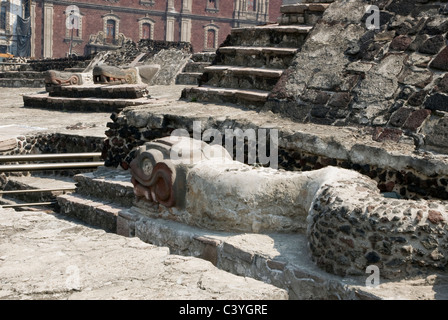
[229,24,312,48]
[22,93,153,113]
[0,175,76,210]
[57,193,124,233]
[73,167,134,208]
[191,51,216,63]
[181,85,269,109]
[204,65,284,78]
[183,62,211,73]
[116,208,391,300]
[216,46,298,69]
[0,71,45,79]
[175,72,202,85]
[278,3,330,25]
[0,78,45,88]
[47,84,149,99]
[201,66,283,92]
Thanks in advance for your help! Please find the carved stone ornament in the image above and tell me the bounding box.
[93,65,138,84]
[130,136,231,209]
[44,70,83,88]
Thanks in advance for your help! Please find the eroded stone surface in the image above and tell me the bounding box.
[0,208,288,300]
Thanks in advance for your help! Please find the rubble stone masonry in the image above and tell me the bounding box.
[265,0,448,155]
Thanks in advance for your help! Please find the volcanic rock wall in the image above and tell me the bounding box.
[265,0,448,155]
[103,39,193,85]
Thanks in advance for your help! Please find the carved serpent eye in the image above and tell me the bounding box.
[142,158,154,176]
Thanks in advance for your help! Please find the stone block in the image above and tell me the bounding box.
[430,46,448,71]
[424,93,448,112]
[117,210,138,237]
[0,138,17,152]
[388,107,413,127]
[390,35,413,51]
[422,116,448,153]
[372,127,403,142]
[328,92,351,108]
[136,64,160,84]
[418,34,445,55]
[408,90,428,106]
[402,109,431,131]
[436,74,448,93]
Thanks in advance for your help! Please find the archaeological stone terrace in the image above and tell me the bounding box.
[2,0,448,300]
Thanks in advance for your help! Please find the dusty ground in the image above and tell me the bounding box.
[0,207,288,300]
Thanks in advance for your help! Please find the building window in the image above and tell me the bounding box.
[206,0,219,12]
[142,23,151,39]
[207,29,216,49]
[106,19,116,43]
[0,5,6,30]
[204,24,219,51]
[247,0,256,11]
[138,18,155,40]
[102,14,120,45]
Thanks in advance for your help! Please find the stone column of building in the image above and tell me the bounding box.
[43,0,53,58]
[166,0,176,41]
[30,0,35,57]
[233,0,242,25]
[180,0,192,43]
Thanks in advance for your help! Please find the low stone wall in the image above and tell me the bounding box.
[25,56,93,72]
[279,148,448,200]
[104,105,448,201]
[0,133,105,187]
[102,39,193,85]
[103,39,192,67]
[307,168,448,280]
[0,133,103,156]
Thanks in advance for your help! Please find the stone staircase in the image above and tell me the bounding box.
[57,167,134,233]
[175,51,216,85]
[0,175,76,210]
[0,71,46,88]
[278,1,333,26]
[181,0,334,109]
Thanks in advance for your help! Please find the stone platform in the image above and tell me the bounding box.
[0,208,288,300]
[22,84,190,113]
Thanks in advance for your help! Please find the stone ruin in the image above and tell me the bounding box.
[127,135,448,281]
[6,0,448,299]
[97,0,448,294]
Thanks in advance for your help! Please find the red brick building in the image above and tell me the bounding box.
[29,0,282,58]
